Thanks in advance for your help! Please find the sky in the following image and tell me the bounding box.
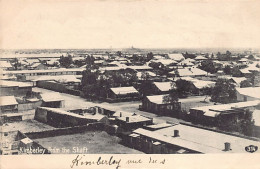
[1,0,260,49]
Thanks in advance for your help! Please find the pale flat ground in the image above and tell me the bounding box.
[35,131,144,154]
[1,119,55,133]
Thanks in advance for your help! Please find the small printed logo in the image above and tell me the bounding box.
[245,145,258,153]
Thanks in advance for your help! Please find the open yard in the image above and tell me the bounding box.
[1,119,55,133]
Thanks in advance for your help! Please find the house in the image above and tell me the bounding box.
[238,58,250,65]
[0,74,17,80]
[114,112,153,131]
[239,63,260,86]
[32,75,81,89]
[141,94,181,116]
[46,59,59,66]
[0,61,13,70]
[151,59,178,66]
[177,59,195,67]
[252,109,260,137]
[136,71,156,80]
[189,100,260,125]
[39,92,65,108]
[25,59,40,65]
[194,55,207,61]
[35,107,100,128]
[180,77,215,90]
[169,67,209,77]
[0,96,18,113]
[28,63,47,70]
[224,77,247,87]
[153,55,165,60]
[236,87,260,101]
[167,54,185,62]
[152,82,175,95]
[2,68,84,81]
[0,80,33,96]
[128,123,260,154]
[127,65,153,72]
[107,86,140,101]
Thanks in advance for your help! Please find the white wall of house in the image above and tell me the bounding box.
[236,91,258,102]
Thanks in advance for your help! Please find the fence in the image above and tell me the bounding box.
[18,101,42,111]
[25,122,104,139]
[37,81,81,96]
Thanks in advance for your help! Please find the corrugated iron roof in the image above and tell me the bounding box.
[236,87,260,99]
[40,92,64,102]
[0,96,18,106]
[110,86,138,95]
[153,82,174,91]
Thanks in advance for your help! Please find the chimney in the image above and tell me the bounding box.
[126,117,129,122]
[224,142,231,151]
[174,130,180,137]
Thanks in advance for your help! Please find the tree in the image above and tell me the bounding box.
[239,109,255,136]
[248,55,255,60]
[216,109,255,136]
[240,80,252,88]
[85,55,95,66]
[148,61,163,70]
[139,72,153,96]
[198,60,218,74]
[13,58,21,70]
[163,89,179,104]
[211,78,237,103]
[147,52,154,61]
[226,50,231,58]
[176,79,195,98]
[116,51,122,57]
[59,54,73,68]
[231,67,243,77]
[223,65,231,75]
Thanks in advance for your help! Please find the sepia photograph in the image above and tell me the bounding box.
[0,0,260,168]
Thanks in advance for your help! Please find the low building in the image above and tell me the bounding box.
[169,67,209,77]
[28,63,48,70]
[150,59,178,67]
[167,54,185,62]
[141,94,181,116]
[35,107,102,128]
[177,59,195,67]
[189,100,260,125]
[238,58,250,65]
[127,123,260,154]
[2,68,84,81]
[236,87,260,102]
[114,112,153,131]
[220,77,247,87]
[0,80,33,96]
[0,61,13,70]
[180,77,215,95]
[0,96,18,114]
[136,71,156,80]
[107,86,140,102]
[151,82,175,95]
[32,75,81,90]
[39,92,65,108]
[194,55,207,61]
[252,109,260,137]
